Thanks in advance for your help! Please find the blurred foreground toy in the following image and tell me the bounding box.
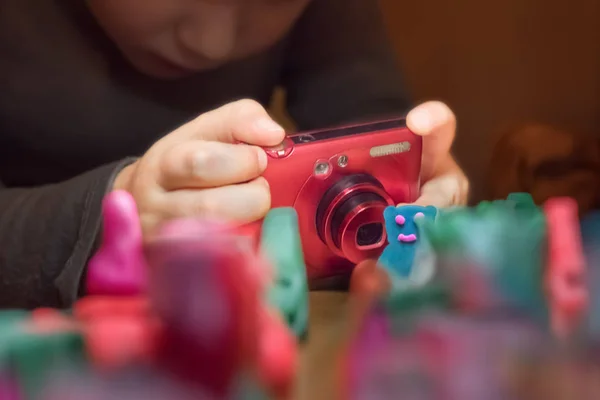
[260,207,309,339]
[544,197,588,338]
[421,192,549,323]
[343,193,598,399]
[144,216,297,398]
[345,311,549,400]
[86,190,147,296]
[582,211,600,337]
[0,191,302,400]
[0,310,85,400]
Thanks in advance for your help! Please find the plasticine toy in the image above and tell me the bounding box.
[342,193,600,399]
[4,188,600,399]
[0,191,300,400]
[345,310,550,400]
[378,205,437,282]
[260,207,309,339]
[418,194,549,324]
[0,312,86,399]
[582,211,600,337]
[86,191,147,296]
[544,197,588,338]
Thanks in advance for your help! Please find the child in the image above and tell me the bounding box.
[0,0,467,307]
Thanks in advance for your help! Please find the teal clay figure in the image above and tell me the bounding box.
[260,207,309,338]
[381,283,454,335]
[419,193,549,324]
[0,319,85,400]
[378,205,438,280]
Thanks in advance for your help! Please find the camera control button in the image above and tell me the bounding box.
[264,137,294,159]
[297,134,315,143]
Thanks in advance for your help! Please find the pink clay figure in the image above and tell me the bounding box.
[86,190,147,296]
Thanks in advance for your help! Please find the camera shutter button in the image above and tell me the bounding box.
[264,137,294,159]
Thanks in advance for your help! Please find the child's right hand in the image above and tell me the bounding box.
[113,99,286,237]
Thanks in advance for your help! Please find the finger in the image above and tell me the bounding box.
[176,99,286,146]
[412,173,469,208]
[159,140,267,190]
[406,101,456,176]
[159,177,271,223]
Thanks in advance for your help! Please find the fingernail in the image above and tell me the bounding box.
[256,147,268,170]
[254,117,284,134]
[408,108,432,133]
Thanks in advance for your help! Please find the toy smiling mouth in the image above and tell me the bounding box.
[398,233,417,243]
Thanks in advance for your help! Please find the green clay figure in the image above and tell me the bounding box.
[419,193,549,324]
[0,316,86,399]
[260,207,309,339]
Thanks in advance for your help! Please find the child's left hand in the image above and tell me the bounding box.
[406,101,469,207]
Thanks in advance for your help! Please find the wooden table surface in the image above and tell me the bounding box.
[295,292,352,400]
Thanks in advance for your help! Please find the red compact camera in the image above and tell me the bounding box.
[254,118,422,284]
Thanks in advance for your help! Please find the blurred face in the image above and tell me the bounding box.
[87,0,311,79]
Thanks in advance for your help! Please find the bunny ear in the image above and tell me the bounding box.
[101,190,142,246]
[86,190,147,296]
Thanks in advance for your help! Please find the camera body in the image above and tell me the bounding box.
[255,118,422,282]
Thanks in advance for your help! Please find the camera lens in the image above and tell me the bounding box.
[329,191,386,247]
[356,223,384,247]
[316,174,393,264]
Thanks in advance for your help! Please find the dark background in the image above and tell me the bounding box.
[382,0,600,202]
[274,0,600,203]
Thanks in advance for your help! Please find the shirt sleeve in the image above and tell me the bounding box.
[281,0,414,130]
[0,158,135,309]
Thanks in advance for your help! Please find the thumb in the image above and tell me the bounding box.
[406,101,456,179]
[413,173,469,208]
[177,99,286,147]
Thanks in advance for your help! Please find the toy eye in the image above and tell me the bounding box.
[395,215,406,225]
[414,212,425,220]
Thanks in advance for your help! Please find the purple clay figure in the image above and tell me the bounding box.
[0,376,20,400]
[354,339,436,400]
[446,262,513,315]
[143,219,260,398]
[346,311,392,397]
[86,190,148,296]
[350,312,546,400]
[39,369,209,400]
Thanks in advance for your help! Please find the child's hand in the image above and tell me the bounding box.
[113,99,285,237]
[406,101,469,207]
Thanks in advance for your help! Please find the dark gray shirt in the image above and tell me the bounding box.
[0,0,411,308]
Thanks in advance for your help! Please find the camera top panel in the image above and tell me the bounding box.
[289,118,406,145]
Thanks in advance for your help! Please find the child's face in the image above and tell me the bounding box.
[87,0,311,79]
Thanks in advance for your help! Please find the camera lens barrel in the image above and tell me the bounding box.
[330,192,385,247]
[316,174,393,264]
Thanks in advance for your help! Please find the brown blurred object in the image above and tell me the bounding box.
[346,259,391,334]
[487,123,600,214]
[349,259,391,297]
[501,350,600,400]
